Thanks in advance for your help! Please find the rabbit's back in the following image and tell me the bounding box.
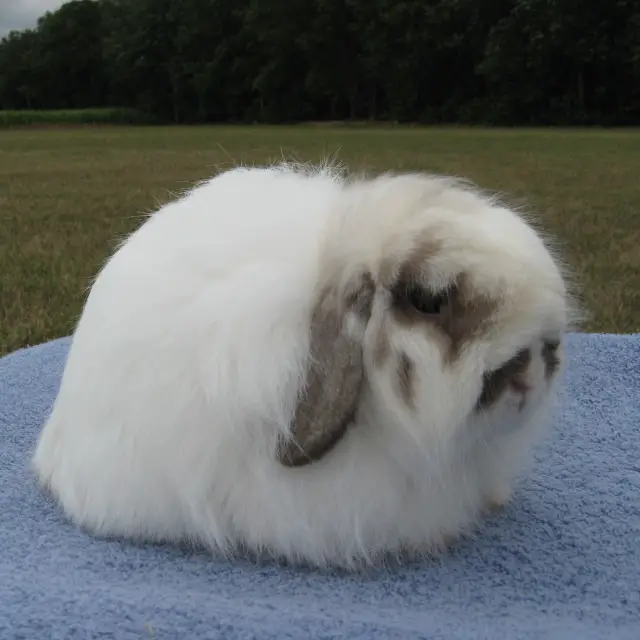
[32,167,343,542]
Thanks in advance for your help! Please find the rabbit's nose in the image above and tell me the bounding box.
[509,377,531,393]
[476,347,532,412]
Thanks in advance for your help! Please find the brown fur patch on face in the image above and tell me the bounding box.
[476,348,532,411]
[397,352,416,407]
[440,282,498,362]
[542,339,561,379]
[374,324,391,367]
[379,237,444,291]
[380,239,441,290]
[390,269,498,362]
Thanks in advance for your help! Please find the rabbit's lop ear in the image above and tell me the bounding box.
[277,273,375,467]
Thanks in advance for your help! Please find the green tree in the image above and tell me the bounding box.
[0,0,637,125]
[0,29,41,109]
[34,0,107,108]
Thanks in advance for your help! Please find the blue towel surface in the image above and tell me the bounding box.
[0,333,638,639]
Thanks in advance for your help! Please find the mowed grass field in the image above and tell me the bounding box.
[1,125,639,356]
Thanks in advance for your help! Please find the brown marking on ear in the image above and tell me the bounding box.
[541,339,561,379]
[476,348,532,411]
[397,352,416,407]
[345,272,375,315]
[277,272,375,467]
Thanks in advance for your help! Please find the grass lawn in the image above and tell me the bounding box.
[0,125,638,356]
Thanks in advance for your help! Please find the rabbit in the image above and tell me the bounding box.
[31,162,572,569]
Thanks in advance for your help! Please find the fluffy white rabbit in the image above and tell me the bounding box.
[32,163,571,568]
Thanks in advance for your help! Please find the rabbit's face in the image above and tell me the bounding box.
[346,175,570,455]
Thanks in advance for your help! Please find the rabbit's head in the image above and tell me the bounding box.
[277,172,571,473]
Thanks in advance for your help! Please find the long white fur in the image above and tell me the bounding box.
[32,163,569,569]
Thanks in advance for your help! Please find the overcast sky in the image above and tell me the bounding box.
[0,0,67,38]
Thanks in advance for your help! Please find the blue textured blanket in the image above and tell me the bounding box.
[1,333,638,639]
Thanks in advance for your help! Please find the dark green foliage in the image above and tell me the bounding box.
[0,0,638,125]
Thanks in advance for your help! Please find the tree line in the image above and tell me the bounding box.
[0,0,638,126]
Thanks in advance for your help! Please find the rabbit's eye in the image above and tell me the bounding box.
[406,286,448,315]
